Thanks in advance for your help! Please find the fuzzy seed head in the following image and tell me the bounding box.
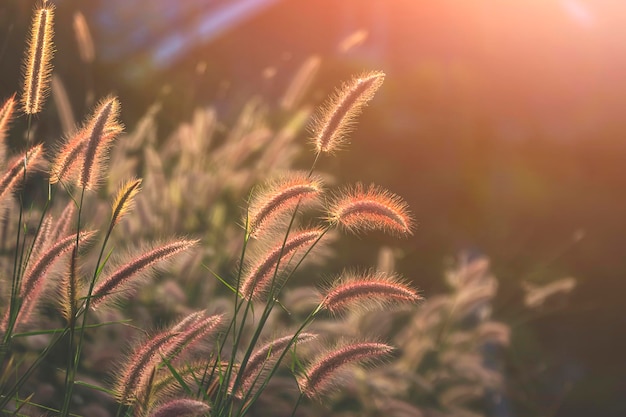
[173,311,224,352]
[115,312,222,405]
[91,239,197,309]
[0,144,44,202]
[78,96,124,190]
[321,269,422,314]
[298,341,394,399]
[241,228,323,300]
[72,11,95,63]
[21,3,55,115]
[59,245,81,322]
[148,399,211,417]
[310,71,384,154]
[111,178,142,228]
[114,330,175,404]
[0,94,17,150]
[327,183,414,236]
[49,129,87,184]
[1,230,95,330]
[236,332,317,397]
[246,173,323,238]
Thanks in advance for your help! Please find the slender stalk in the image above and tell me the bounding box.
[217,210,303,415]
[0,327,69,410]
[1,115,33,366]
[217,154,328,416]
[59,186,86,417]
[289,393,304,417]
[232,228,329,417]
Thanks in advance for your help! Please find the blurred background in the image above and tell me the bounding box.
[1,0,624,415]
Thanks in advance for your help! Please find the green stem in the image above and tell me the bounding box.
[289,393,304,417]
[60,187,86,417]
[1,115,33,365]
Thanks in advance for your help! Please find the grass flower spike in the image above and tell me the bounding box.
[321,269,422,314]
[0,144,44,202]
[114,330,176,405]
[235,332,317,397]
[298,341,394,399]
[114,311,222,405]
[0,231,95,331]
[0,95,16,153]
[21,2,55,115]
[90,239,198,309]
[327,183,414,236]
[49,129,87,184]
[148,399,211,417]
[246,173,323,238]
[110,178,142,228]
[241,228,324,300]
[311,71,384,154]
[0,21,428,415]
[79,96,124,190]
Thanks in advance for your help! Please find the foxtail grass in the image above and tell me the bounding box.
[21,2,55,115]
[0,6,424,415]
[0,144,43,202]
[327,182,414,236]
[297,341,394,399]
[321,269,422,315]
[310,71,384,154]
[0,95,16,153]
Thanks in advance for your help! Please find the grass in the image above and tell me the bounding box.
[0,4,422,417]
[0,4,577,417]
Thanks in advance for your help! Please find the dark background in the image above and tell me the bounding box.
[1,0,624,415]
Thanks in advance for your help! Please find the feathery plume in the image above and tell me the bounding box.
[51,74,76,134]
[246,173,322,238]
[110,178,142,229]
[171,311,223,353]
[59,245,81,322]
[49,129,87,184]
[114,330,176,404]
[298,341,394,399]
[49,202,76,242]
[138,312,223,407]
[21,2,55,115]
[280,55,321,110]
[241,228,323,300]
[72,11,95,64]
[0,144,44,202]
[321,270,421,314]
[310,71,384,154]
[236,332,317,397]
[115,312,222,405]
[148,399,211,417]
[0,94,17,157]
[1,231,94,330]
[29,213,52,260]
[78,96,124,190]
[327,183,414,236]
[151,361,215,399]
[90,239,197,309]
